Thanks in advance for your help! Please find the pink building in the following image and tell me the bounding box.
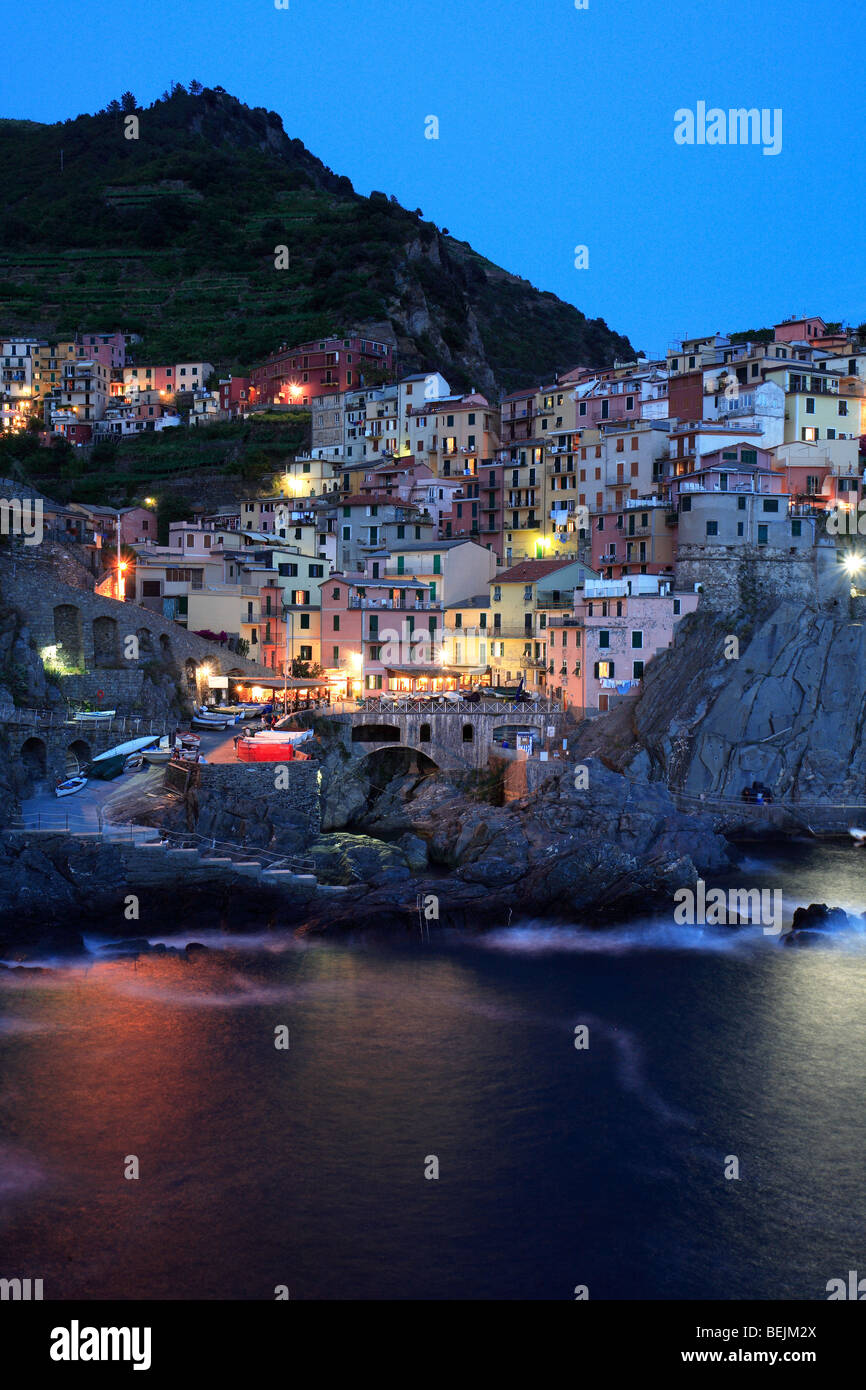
[76,331,127,370]
[118,507,157,544]
[576,374,643,428]
[550,577,698,714]
[321,567,445,696]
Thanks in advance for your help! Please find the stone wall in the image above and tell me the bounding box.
[0,553,268,717]
[191,760,321,846]
[675,540,841,614]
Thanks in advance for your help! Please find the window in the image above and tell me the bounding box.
[673,599,681,615]
[631,631,643,649]
[706,521,718,536]
[757,524,768,546]
[332,587,341,600]
[737,522,744,536]
[594,660,614,679]
[633,660,644,679]
[598,630,610,648]
[791,519,802,537]
[333,646,340,663]
[333,615,340,631]
[681,497,691,512]
[839,401,848,416]
[762,499,779,513]
[308,563,323,577]
[805,398,815,414]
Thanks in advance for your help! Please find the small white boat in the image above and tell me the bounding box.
[849,828,866,847]
[70,709,116,722]
[142,748,172,765]
[192,712,231,730]
[245,729,313,744]
[55,775,88,797]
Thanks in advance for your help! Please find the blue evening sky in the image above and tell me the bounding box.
[6,0,864,356]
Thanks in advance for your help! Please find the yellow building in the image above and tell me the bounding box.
[31,339,77,404]
[486,558,594,689]
[407,393,501,480]
[442,594,492,683]
[764,365,865,444]
[277,454,343,500]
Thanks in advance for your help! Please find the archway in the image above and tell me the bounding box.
[92,615,119,667]
[357,745,440,789]
[20,736,47,782]
[159,634,172,658]
[351,723,401,743]
[185,658,198,695]
[65,738,91,776]
[53,604,84,670]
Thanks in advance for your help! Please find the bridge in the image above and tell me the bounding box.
[330,697,567,772]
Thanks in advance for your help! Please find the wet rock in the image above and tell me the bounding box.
[790,903,853,933]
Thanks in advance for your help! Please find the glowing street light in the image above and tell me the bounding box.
[843,554,864,575]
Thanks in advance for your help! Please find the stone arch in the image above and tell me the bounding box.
[92,614,119,667]
[185,658,198,695]
[53,604,84,670]
[351,723,401,743]
[137,627,154,655]
[65,738,91,776]
[462,722,474,743]
[355,746,440,779]
[20,735,47,781]
[159,633,172,658]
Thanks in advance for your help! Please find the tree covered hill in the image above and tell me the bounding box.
[0,85,635,393]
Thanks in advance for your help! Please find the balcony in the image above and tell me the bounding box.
[491,627,536,640]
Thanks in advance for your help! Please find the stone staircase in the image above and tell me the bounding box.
[10,820,351,896]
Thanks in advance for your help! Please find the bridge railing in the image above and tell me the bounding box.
[351,697,563,715]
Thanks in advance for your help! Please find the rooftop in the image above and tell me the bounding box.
[496,559,585,583]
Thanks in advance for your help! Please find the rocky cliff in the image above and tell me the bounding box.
[576,599,866,812]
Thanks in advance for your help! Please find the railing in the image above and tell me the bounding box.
[351,696,562,714]
[0,706,175,736]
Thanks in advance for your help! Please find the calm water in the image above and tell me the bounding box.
[2,841,866,1300]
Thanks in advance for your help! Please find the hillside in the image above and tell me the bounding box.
[0,86,634,393]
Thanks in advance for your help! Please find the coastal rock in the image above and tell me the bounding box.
[790,903,853,933]
[308,834,412,886]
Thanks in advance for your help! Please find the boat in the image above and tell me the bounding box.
[192,715,231,731]
[55,775,87,797]
[142,748,171,765]
[88,735,161,781]
[849,828,866,847]
[243,729,313,744]
[123,754,145,772]
[237,739,310,763]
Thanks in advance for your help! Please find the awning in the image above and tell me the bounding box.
[231,675,330,690]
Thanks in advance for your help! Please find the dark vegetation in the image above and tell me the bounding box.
[0,86,633,392]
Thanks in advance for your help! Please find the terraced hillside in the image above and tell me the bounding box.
[0,86,634,392]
